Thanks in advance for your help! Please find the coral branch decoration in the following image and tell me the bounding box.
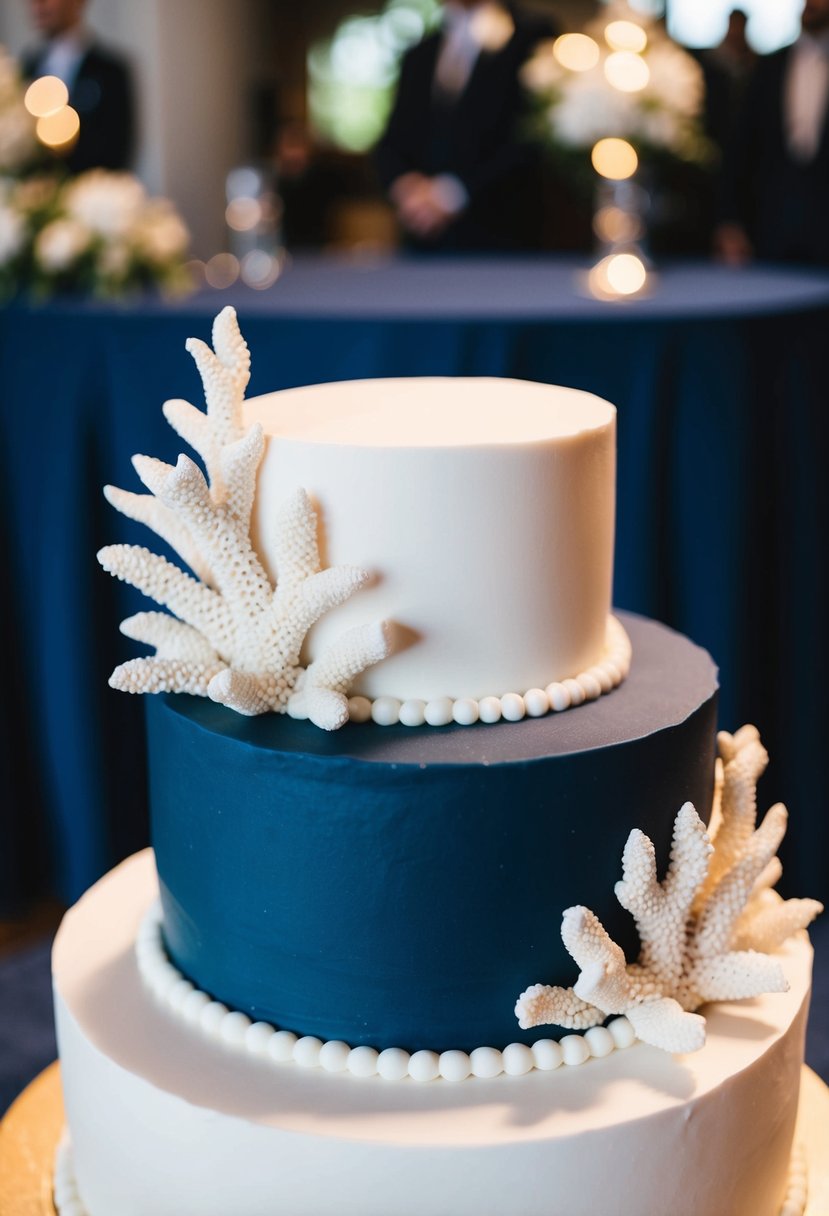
[99,306,392,730]
[515,727,822,1053]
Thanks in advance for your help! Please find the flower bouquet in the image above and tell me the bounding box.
[0,45,190,299]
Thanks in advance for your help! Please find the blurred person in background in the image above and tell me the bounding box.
[375,0,555,252]
[716,0,829,265]
[21,0,135,173]
[699,9,756,155]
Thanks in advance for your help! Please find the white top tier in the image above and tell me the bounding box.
[244,377,616,702]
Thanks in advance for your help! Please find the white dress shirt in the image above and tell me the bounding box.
[785,30,829,162]
[38,24,90,91]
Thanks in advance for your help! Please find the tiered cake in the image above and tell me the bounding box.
[52,310,820,1216]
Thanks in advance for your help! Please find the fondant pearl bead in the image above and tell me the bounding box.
[319,1040,351,1072]
[181,989,211,1024]
[546,682,571,712]
[399,699,426,727]
[371,697,401,726]
[408,1049,440,1082]
[348,1045,379,1077]
[500,693,526,722]
[220,1010,252,1047]
[562,678,586,707]
[377,1047,411,1080]
[154,964,181,998]
[199,1001,230,1037]
[245,1022,276,1056]
[268,1030,298,1063]
[589,664,614,694]
[439,1050,472,1082]
[347,696,372,724]
[478,696,502,724]
[293,1036,323,1068]
[576,672,602,702]
[608,1016,636,1049]
[452,698,479,726]
[604,661,622,688]
[561,1034,590,1066]
[469,1046,504,1078]
[167,979,195,1012]
[523,688,550,717]
[502,1043,534,1076]
[585,1026,615,1058]
[531,1039,563,1071]
[425,697,454,727]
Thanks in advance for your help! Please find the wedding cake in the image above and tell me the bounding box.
[51,309,820,1216]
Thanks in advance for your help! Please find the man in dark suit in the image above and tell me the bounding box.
[21,0,135,174]
[376,1,555,252]
[716,0,829,265]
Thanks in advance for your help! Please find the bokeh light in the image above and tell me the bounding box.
[588,252,648,299]
[604,21,648,53]
[593,205,644,244]
[24,75,68,118]
[205,253,240,289]
[36,106,80,149]
[241,250,283,290]
[225,197,262,232]
[604,51,650,93]
[553,33,600,72]
[606,252,647,295]
[591,138,638,180]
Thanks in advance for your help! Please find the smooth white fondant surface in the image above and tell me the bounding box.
[244,379,616,700]
[54,851,811,1216]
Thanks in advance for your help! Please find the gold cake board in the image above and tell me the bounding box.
[1,1062,828,1215]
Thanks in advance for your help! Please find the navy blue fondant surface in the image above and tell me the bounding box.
[148,613,718,1053]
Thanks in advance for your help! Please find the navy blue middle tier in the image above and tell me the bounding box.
[148,613,718,1053]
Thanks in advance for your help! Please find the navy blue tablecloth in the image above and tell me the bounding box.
[2,256,829,909]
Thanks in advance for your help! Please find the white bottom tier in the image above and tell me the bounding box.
[53,851,813,1216]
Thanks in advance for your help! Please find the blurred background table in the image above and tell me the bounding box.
[2,255,829,911]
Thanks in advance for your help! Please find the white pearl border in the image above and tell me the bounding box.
[135,903,637,1083]
[295,616,631,728]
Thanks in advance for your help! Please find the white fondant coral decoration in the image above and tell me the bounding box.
[515,726,822,1053]
[98,306,392,730]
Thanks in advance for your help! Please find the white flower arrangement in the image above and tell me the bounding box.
[0,167,191,298]
[522,3,709,172]
[0,46,190,298]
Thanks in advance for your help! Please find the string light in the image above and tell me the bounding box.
[604,21,648,53]
[553,33,600,72]
[24,75,68,118]
[604,51,650,93]
[589,252,648,299]
[591,138,638,180]
[225,197,262,232]
[36,106,80,150]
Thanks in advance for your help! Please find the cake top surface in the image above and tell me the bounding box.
[155,614,718,767]
[243,377,614,448]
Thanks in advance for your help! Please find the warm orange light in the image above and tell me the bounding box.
[36,105,80,149]
[553,33,600,72]
[591,137,638,180]
[605,20,648,53]
[225,197,262,232]
[24,75,68,118]
[606,252,647,295]
[604,51,650,93]
[205,252,240,289]
[593,205,643,244]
